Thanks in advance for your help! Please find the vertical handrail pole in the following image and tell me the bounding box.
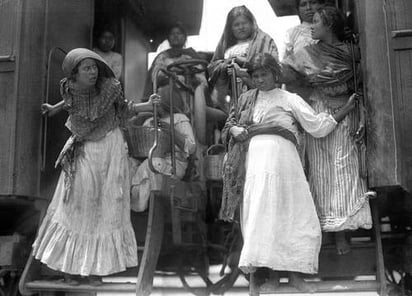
[230,58,239,110]
[169,75,176,177]
[148,68,162,174]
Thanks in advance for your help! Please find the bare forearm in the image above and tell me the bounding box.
[48,100,65,117]
[132,101,153,113]
[332,102,355,122]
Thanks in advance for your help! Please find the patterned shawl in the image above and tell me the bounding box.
[56,48,126,202]
[282,41,353,88]
[60,77,124,140]
[208,27,279,86]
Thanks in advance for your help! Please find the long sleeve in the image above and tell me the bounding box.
[283,27,294,61]
[151,53,167,86]
[288,94,337,138]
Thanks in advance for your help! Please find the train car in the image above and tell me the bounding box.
[0,0,412,295]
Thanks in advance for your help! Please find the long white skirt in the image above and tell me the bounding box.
[32,128,138,276]
[239,135,321,274]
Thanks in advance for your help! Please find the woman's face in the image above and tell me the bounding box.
[252,69,277,91]
[74,58,98,88]
[168,27,186,49]
[311,12,330,41]
[97,31,115,52]
[298,0,322,23]
[231,15,254,42]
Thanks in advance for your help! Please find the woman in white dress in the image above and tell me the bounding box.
[221,53,357,291]
[33,48,153,285]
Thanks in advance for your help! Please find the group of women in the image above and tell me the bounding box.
[31,0,373,292]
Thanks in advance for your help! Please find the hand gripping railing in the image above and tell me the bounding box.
[229,58,239,110]
[148,60,207,177]
[148,68,179,177]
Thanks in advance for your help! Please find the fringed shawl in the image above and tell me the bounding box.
[57,77,129,202]
[60,77,125,141]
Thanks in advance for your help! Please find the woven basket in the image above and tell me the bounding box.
[204,144,226,181]
[124,123,171,159]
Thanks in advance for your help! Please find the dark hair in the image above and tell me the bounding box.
[223,6,256,48]
[69,58,104,84]
[249,53,281,79]
[295,0,325,9]
[167,22,188,42]
[315,6,346,41]
[295,0,326,22]
[157,85,185,114]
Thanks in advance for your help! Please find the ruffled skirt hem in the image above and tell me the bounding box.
[319,193,372,232]
[33,213,138,276]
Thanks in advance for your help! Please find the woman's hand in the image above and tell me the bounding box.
[332,93,359,123]
[41,103,53,116]
[227,62,249,82]
[234,56,247,66]
[148,93,161,105]
[230,126,248,142]
[158,121,171,130]
[346,93,359,109]
[226,62,240,77]
[354,122,365,143]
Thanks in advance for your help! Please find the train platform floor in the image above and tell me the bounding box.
[97,265,379,296]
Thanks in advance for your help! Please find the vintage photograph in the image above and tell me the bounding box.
[0,0,411,295]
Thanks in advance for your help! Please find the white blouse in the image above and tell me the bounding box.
[224,41,250,60]
[283,22,317,60]
[253,88,337,139]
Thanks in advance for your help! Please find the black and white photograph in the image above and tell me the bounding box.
[0,0,411,295]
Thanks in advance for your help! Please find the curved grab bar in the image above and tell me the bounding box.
[42,47,67,171]
[148,60,203,177]
[168,77,176,177]
[147,93,162,175]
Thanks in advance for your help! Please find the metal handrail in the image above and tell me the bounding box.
[229,58,239,110]
[147,93,163,175]
[148,69,178,177]
[42,47,67,171]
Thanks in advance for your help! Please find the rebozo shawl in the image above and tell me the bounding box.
[282,41,353,88]
[56,48,128,202]
[219,89,297,221]
[208,21,279,87]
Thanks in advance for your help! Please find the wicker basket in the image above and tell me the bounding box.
[124,123,171,159]
[204,144,226,181]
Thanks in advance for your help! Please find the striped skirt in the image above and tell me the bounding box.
[307,100,372,232]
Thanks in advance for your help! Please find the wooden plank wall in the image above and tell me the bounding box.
[0,0,47,198]
[0,0,20,195]
[357,0,412,192]
[383,0,412,192]
[40,0,94,200]
[357,0,402,189]
[0,0,95,199]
